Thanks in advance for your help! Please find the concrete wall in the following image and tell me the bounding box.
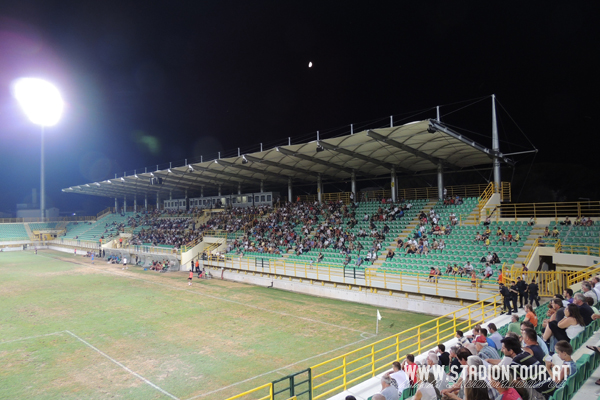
[206,265,472,317]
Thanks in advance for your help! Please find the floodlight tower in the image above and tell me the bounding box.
[13,78,64,221]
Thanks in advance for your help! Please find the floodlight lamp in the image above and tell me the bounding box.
[13,78,64,127]
[168,169,172,173]
[214,160,218,164]
[316,145,324,152]
[242,156,248,164]
[150,172,154,176]
[427,127,437,133]
[188,165,194,171]
[120,177,125,181]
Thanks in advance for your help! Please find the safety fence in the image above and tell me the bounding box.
[297,183,510,205]
[567,263,600,287]
[556,242,600,257]
[497,201,600,222]
[0,215,96,224]
[50,238,101,250]
[223,294,500,400]
[203,256,500,299]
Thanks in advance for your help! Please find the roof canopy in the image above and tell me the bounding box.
[63,119,511,199]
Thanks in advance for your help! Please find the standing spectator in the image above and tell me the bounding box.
[516,277,527,308]
[526,279,540,308]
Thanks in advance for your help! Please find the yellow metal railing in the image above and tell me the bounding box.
[498,201,600,221]
[0,216,95,224]
[296,183,509,204]
[309,294,500,400]
[501,182,511,202]
[203,256,499,300]
[298,192,352,204]
[223,293,500,400]
[96,207,113,219]
[567,263,600,286]
[558,244,600,257]
[476,182,497,215]
[223,382,273,400]
[503,267,572,297]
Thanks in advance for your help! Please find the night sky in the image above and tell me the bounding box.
[0,1,599,215]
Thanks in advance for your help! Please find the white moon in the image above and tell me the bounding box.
[308,62,313,68]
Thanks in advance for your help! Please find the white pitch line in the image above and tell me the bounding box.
[44,254,371,336]
[0,331,66,345]
[184,335,373,400]
[65,330,179,400]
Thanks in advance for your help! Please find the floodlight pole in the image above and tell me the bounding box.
[492,94,500,193]
[40,125,45,221]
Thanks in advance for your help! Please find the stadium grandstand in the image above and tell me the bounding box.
[4,103,600,400]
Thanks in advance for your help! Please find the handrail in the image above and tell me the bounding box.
[567,262,600,286]
[222,291,500,400]
[476,182,496,216]
[296,183,509,204]
[308,294,500,400]
[0,216,96,224]
[498,201,600,221]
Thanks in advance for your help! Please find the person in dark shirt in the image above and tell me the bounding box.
[500,283,513,314]
[509,280,519,313]
[526,279,540,308]
[516,276,527,308]
[437,343,450,366]
[574,293,594,325]
[522,328,545,363]
[502,336,556,399]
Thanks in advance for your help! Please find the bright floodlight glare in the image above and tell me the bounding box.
[13,78,64,126]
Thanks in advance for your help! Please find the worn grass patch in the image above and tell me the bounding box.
[0,250,441,399]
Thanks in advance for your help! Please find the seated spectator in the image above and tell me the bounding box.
[437,344,450,366]
[582,281,598,303]
[552,226,560,237]
[455,330,469,346]
[542,303,585,345]
[560,216,571,226]
[507,314,521,336]
[523,304,538,327]
[573,293,594,325]
[545,340,576,386]
[527,216,535,226]
[489,365,526,400]
[543,227,550,237]
[385,361,410,394]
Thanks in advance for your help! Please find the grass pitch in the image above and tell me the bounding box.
[0,250,438,399]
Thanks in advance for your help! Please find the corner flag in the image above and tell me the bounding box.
[377,310,382,321]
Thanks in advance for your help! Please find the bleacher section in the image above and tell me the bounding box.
[562,224,600,249]
[28,222,58,231]
[63,213,134,242]
[0,223,29,241]
[279,199,429,267]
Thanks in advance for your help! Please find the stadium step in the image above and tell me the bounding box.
[23,223,34,240]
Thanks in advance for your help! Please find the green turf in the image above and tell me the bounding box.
[0,250,442,400]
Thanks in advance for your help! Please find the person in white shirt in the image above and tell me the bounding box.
[386,361,410,395]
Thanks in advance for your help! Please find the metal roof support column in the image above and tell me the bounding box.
[390,167,397,203]
[288,177,292,204]
[260,179,264,193]
[238,182,241,195]
[492,94,500,193]
[123,195,127,213]
[351,170,356,200]
[169,191,172,200]
[156,192,159,209]
[144,194,148,211]
[115,198,118,213]
[437,163,444,201]
[317,174,322,204]
[134,196,137,213]
[218,185,221,197]
[185,190,188,211]
[201,186,204,200]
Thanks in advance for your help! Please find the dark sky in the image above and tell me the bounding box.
[0,1,598,214]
